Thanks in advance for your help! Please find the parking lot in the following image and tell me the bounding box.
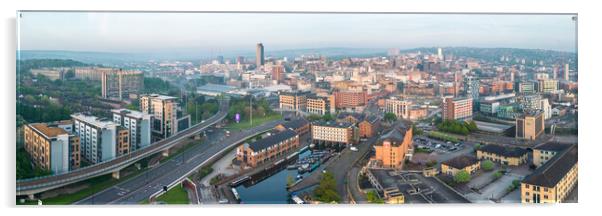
[413,136,467,154]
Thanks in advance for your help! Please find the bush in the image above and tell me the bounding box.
[493,171,503,179]
[366,190,384,204]
[454,170,471,184]
[481,160,494,171]
[436,120,477,135]
[384,112,397,122]
[313,172,341,203]
[426,160,438,168]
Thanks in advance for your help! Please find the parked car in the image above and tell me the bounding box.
[350,146,359,152]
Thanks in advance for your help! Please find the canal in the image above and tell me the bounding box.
[235,150,317,204]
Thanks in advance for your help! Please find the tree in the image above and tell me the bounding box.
[322,113,334,121]
[313,172,340,203]
[307,114,322,122]
[366,190,384,204]
[384,112,397,122]
[481,160,495,171]
[454,170,471,184]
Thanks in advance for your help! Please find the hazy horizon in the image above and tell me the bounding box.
[17,12,577,54]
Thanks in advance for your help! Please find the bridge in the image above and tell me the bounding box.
[16,98,230,197]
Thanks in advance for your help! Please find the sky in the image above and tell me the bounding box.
[17,12,577,54]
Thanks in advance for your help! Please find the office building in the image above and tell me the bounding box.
[256,43,265,66]
[271,65,284,83]
[30,68,69,81]
[536,79,559,93]
[476,144,528,166]
[101,69,144,100]
[372,125,413,169]
[442,97,473,121]
[140,94,179,140]
[358,115,380,138]
[533,142,571,168]
[306,95,332,115]
[464,76,480,108]
[275,118,310,136]
[279,91,308,112]
[521,145,577,203]
[236,129,299,168]
[441,155,480,176]
[333,90,367,109]
[516,81,536,94]
[72,113,130,164]
[564,63,570,81]
[516,110,545,140]
[23,122,80,173]
[74,67,115,80]
[384,98,411,119]
[112,109,153,151]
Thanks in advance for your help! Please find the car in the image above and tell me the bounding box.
[218,199,229,204]
[435,144,442,149]
[449,147,458,151]
[350,146,359,152]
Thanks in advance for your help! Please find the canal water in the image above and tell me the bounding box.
[235,150,316,204]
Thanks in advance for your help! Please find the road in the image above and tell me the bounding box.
[76,119,284,204]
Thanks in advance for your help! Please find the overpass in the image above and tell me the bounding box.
[16,98,230,197]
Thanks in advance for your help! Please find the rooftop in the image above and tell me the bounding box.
[71,113,118,129]
[197,83,238,93]
[111,108,152,119]
[28,123,68,138]
[442,155,480,169]
[522,145,577,188]
[535,142,572,152]
[142,94,178,100]
[376,125,409,146]
[247,129,298,152]
[312,120,354,128]
[478,144,528,158]
[337,112,366,122]
[280,118,309,130]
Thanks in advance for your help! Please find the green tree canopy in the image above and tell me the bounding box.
[454,170,471,183]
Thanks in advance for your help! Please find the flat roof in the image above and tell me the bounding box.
[111,108,151,119]
[71,113,118,129]
[28,123,67,138]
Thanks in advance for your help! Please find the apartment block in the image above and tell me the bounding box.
[112,109,153,151]
[72,113,130,164]
[442,97,473,121]
[23,122,80,173]
[101,69,144,100]
[140,94,179,140]
[311,121,357,146]
[236,129,299,168]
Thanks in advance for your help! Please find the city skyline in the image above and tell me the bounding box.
[18,12,577,54]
